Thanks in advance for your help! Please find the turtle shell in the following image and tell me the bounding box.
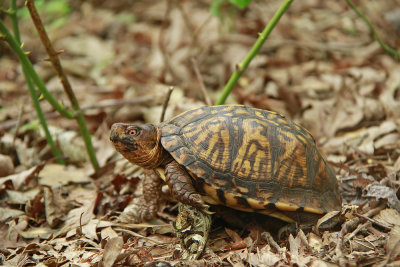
[160,105,341,223]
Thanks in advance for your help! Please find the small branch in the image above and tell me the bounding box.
[159,0,179,83]
[6,0,65,164]
[0,22,74,119]
[0,7,14,16]
[216,0,293,105]
[26,0,99,170]
[160,87,174,123]
[25,0,79,111]
[9,0,20,44]
[191,58,212,106]
[354,213,391,231]
[345,0,399,60]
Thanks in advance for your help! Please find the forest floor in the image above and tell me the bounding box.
[1,0,400,266]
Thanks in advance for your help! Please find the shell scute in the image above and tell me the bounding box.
[160,105,341,222]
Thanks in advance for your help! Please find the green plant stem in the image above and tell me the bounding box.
[23,66,65,164]
[345,0,399,60]
[9,0,20,43]
[7,0,64,164]
[26,0,99,170]
[0,22,74,119]
[75,111,99,170]
[216,0,293,105]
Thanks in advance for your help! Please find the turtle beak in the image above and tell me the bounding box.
[110,123,124,142]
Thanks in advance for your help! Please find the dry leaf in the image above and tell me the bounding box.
[39,164,92,187]
[365,184,400,211]
[0,154,14,177]
[0,165,44,190]
[373,209,400,228]
[102,236,124,267]
[386,225,400,262]
[0,208,24,222]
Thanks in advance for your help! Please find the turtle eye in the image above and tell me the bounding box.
[127,127,140,136]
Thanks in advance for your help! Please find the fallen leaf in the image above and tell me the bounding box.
[5,188,40,204]
[43,187,63,227]
[0,208,24,222]
[101,226,119,240]
[373,208,400,228]
[16,226,58,239]
[39,164,92,187]
[365,184,400,211]
[102,236,124,267]
[0,154,14,177]
[386,225,400,262]
[248,245,282,266]
[0,164,44,190]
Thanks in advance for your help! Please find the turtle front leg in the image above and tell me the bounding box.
[165,160,210,213]
[138,169,162,221]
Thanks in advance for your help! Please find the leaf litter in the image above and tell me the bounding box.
[1,0,400,266]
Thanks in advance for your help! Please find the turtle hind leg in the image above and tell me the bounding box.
[165,160,210,213]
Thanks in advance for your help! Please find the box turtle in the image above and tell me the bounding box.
[110,105,342,224]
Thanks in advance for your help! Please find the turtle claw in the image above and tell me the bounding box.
[137,201,158,222]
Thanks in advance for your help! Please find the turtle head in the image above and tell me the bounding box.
[110,123,167,168]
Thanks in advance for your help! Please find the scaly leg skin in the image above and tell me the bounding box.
[174,204,212,260]
[165,160,210,213]
[137,169,162,221]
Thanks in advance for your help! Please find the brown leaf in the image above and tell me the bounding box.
[102,236,124,267]
[225,227,242,243]
[248,245,282,266]
[39,164,92,187]
[0,164,44,190]
[224,228,249,250]
[137,247,153,263]
[373,208,400,228]
[0,154,14,177]
[386,225,400,262]
[0,208,24,222]
[365,184,400,211]
[43,187,63,227]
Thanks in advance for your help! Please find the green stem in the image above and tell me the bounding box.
[345,0,399,60]
[0,7,14,16]
[26,0,99,170]
[76,111,99,170]
[7,0,64,164]
[23,66,65,164]
[9,0,20,43]
[216,0,293,105]
[0,22,74,119]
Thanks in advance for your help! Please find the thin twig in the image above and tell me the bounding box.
[0,21,74,119]
[216,0,293,105]
[114,228,163,244]
[345,0,399,60]
[0,92,167,132]
[12,102,24,146]
[25,1,76,107]
[354,213,391,231]
[191,58,212,106]
[176,1,197,43]
[159,0,179,83]
[160,87,174,123]
[26,0,99,170]
[2,0,65,164]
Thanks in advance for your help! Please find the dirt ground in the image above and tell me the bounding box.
[1,0,400,266]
